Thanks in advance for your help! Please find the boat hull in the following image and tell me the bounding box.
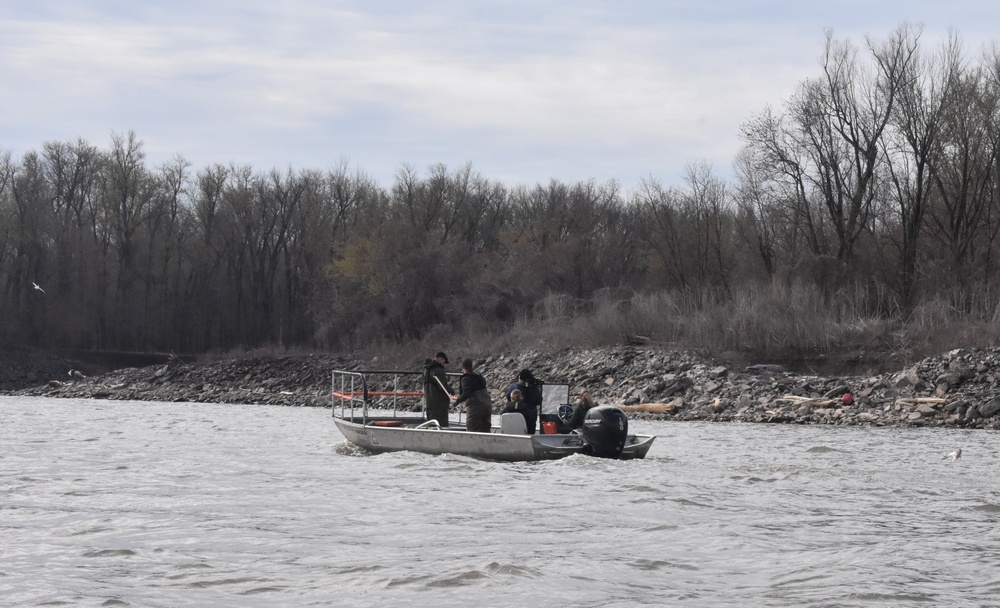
[333,416,655,462]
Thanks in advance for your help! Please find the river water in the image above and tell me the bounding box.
[2,396,999,607]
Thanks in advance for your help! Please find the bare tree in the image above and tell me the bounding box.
[7,151,54,342]
[145,154,193,348]
[103,130,156,346]
[742,25,920,272]
[185,163,230,349]
[925,46,1000,285]
[635,177,688,290]
[680,162,734,293]
[880,27,951,309]
[740,105,829,258]
[808,26,919,262]
[733,147,781,277]
[0,151,19,339]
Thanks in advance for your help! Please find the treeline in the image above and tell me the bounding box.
[5,24,1000,357]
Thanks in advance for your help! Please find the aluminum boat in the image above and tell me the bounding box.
[331,369,655,461]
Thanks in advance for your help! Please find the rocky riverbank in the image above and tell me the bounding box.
[5,345,1000,429]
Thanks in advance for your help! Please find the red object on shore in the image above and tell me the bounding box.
[842,393,854,405]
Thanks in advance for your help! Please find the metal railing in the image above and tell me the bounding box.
[331,370,367,421]
[332,369,453,424]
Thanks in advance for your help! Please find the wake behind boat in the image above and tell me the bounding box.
[331,369,655,461]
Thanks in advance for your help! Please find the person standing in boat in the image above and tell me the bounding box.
[453,358,493,432]
[423,351,453,427]
[503,368,542,434]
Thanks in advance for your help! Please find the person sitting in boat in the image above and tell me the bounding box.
[453,358,493,433]
[570,390,597,430]
[423,352,453,427]
[503,388,524,419]
[503,369,542,434]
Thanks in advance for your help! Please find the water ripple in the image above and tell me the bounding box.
[81,549,136,558]
[4,397,1000,607]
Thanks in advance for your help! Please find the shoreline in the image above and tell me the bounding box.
[4,345,1000,429]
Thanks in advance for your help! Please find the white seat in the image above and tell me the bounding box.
[499,412,527,435]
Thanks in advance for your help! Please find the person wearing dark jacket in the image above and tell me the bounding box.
[570,390,597,430]
[423,352,452,426]
[503,368,542,434]
[454,358,493,433]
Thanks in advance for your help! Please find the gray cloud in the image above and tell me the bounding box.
[1,0,996,188]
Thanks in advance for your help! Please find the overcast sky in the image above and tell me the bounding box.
[2,1,998,190]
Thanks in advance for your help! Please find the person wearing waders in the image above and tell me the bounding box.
[453,358,493,433]
[422,351,452,426]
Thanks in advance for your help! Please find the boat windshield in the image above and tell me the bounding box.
[540,383,570,416]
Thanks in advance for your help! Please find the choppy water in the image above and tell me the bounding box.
[2,396,1000,607]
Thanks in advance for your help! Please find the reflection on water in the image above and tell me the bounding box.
[2,396,1000,607]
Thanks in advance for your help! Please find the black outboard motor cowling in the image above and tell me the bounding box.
[581,405,629,458]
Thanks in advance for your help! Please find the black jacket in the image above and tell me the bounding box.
[423,360,452,408]
[504,381,541,413]
[454,371,488,404]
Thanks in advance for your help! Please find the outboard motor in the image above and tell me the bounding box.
[581,405,629,458]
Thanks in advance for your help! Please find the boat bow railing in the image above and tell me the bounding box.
[331,369,431,424]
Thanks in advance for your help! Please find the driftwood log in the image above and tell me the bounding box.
[778,395,838,407]
[619,402,679,414]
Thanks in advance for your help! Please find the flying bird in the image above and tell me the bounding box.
[943,448,962,461]
[31,281,45,293]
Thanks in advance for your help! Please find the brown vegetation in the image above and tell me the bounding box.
[4,25,1000,367]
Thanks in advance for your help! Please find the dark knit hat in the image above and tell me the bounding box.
[461,358,475,371]
[435,351,449,363]
[518,369,535,382]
